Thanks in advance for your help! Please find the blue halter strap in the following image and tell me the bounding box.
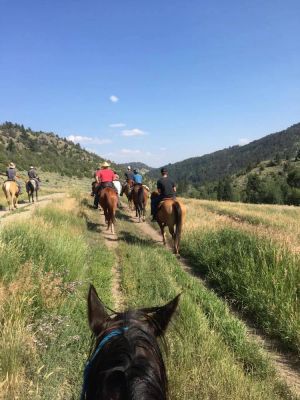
[81,327,128,400]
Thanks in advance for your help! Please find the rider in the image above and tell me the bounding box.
[151,167,176,221]
[120,166,134,196]
[133,169,143,185]
[94,161,115,209]
[6,162,22,194]
[27,166,40,190]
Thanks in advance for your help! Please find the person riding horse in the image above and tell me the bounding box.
[27,166,40,190]
[6,162,22,194]
[120,166,134,197]
[151,167,176,221]
[133,168,143,186]
[93,161,115,209]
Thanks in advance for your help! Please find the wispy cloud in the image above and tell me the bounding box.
[238,138,250,146]
[109,95,119,103]
[121,148,141,154]
[67,135,112,145]
[121,128,146,137]
[109,123,126,128]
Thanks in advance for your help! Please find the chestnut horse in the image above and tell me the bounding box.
[2,181,19,211]
[99,187,118,234]
[132,184,149,222]
[81,284,179,400]
[151,192,186,255]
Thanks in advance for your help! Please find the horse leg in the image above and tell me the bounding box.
[159,223,166,245]
[169,226,177,253]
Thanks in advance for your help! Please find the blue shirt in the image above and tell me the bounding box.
[133,173,142,184]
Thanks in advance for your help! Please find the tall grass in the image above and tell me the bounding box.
[181,227,300,354]
[0,200,114,399]
[116,216,295,400]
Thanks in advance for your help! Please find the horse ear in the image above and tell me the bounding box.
[88,284,110,336]
[150,294,180,336]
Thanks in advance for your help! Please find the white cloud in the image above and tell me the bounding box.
[121,148,141,154]
[109,95,119,103]
[121,128,146,137]
[238,138,250,146]
[67,135,111,145]
[109,123,126,128]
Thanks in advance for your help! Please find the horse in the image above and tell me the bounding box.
[99,187,118,234]
[81,284,179,400]
[26,179,39,203]
[121,179,134,210]
[2,181,19,211]
[151,192,186,255]
[132,184,149,222]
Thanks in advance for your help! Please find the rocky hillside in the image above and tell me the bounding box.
[0,122,111,178]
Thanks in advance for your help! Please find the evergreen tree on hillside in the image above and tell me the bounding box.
[287,168,300,188]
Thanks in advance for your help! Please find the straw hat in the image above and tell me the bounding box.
[101,161,110,168]
[30,166,34,169]
[8,162,15,169]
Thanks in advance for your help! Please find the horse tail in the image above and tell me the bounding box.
[173,201,183,251]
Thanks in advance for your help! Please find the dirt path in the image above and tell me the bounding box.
[121,205,300,397]
[97,209,125,311]
[0,193,65,227]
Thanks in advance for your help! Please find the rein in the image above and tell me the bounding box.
[81,327,128,400]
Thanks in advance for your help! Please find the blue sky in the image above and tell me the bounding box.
[1,0,300,166]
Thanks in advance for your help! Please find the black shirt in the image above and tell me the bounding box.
[157,176,176,198]
[28,169,37,179]
[125,171,134,181]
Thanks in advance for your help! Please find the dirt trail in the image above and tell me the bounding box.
[0,193,65,227]
[97,209,125,311]
[121,205,300,397]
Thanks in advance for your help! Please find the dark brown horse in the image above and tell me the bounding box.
[151,192,186,255]
[132,184,149,222]
[121,179,134,209]
[81,285,179,400]
[26,179,39,203]
[99,187,118,234]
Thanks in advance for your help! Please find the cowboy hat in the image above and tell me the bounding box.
[9,162,15,168]
[30,166,34,169]
[101,161,110,168]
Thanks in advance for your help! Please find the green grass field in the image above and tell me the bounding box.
[0,195,298,399]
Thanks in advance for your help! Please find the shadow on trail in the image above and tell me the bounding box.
[118,230,160,247]
[86,220,101,232]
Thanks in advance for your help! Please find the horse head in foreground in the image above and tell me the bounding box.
[2,181,19,211]
[82,285,180,400]
[151,192,186,255]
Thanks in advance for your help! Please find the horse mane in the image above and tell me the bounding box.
[86,309,168,400]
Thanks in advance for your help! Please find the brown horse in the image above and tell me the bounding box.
[2,181,19,211]
[121,179,134,209]
[132,184,149,222]
[26,179,39,203]
[99,187,118,234]
[82,284,179,400]
[151,192,186,255]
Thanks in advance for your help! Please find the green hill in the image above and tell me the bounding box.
[147,122,300,186]
[0,122,113,178]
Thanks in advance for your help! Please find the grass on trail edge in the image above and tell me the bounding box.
[181,227,300,355]
[0,199,114,399]
[115,212,296,400]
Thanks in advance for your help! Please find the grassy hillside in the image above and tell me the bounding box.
[147,122,300,187]
[0,122,111,178]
